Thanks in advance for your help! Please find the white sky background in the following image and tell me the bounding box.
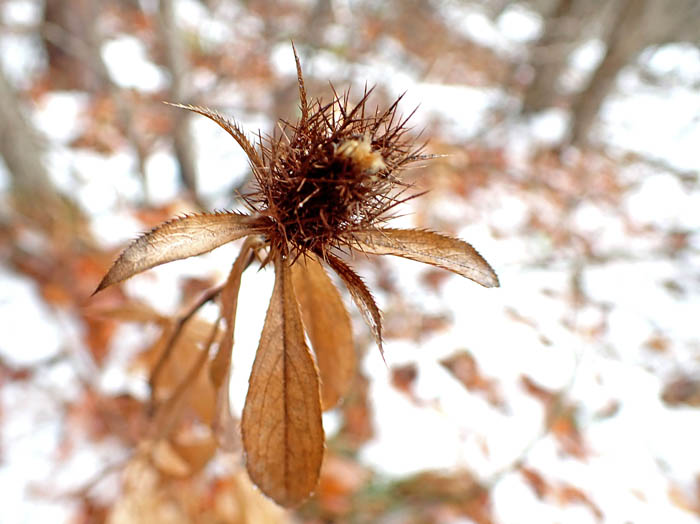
[1,1,700,523]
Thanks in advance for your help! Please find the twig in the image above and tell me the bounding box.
[148,284,224,399]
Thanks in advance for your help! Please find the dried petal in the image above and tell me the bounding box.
[352,228,499,288]
[241,256,324,507]
[95,213,264,293]
[324,253,384,357]
[292,256,356,410]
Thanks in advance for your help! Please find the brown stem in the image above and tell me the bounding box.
[148,284,224,400]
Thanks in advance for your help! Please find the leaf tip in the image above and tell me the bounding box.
[485,269,500,288]
[91,282,106,297]
[91,272,115,296]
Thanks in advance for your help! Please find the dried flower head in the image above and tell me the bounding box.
[95,46,499,507]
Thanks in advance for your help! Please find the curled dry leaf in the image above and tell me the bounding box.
[353,228,499,288]
[241,256,324,507]
[95,212,265,293]
[292,255,356,410]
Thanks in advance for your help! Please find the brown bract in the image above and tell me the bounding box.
[94,45,499,507]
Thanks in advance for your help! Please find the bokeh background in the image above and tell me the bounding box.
[1,0,700,522]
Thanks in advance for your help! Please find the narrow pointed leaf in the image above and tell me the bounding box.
[352,228,499,288]
[165,103,263,171]
[291,41,308,126]
[241,256,324,507]
[213,368,241,452]
[210,239,255,389]
[209,239,255,451]
[95,213,264,293]
[292,256,356,410]
[325,253,384,357]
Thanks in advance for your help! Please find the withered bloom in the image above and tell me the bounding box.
[95,47,498,507]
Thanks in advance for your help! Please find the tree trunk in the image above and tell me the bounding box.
[0,67,68,227]
[522,0,579,113]
[568,0,649,145]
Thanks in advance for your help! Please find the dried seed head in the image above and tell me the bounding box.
[245,78,424,260]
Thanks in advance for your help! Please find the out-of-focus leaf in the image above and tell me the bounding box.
[440,351,503,408]
[210,471,290,524]
[521,376,587,458]
[95,212,265,293]
[241,256,324,507]
[211,239,255,389]
[86,302,168,325]
[170,433,218,476]
[135,317,216,425]
[662,375,700,407]
[352,228,499,288]
[391,363,418,397]
[339,372,374,448]
[292,255,356,410]
[520,467,602,519]
[151,440,191,477]
[520,467,548,498]
[209,239,255,450]
[325,253,384,357]
[550,406,587,459]
[316,452,371,515]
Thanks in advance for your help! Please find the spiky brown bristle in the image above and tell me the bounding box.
[246,87,424,259]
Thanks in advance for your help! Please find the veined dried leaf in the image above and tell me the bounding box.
[324,253,384,356]
[241,256,324,507]
[95,213,264,293]
[352,228,499,288]
[292,256,356,410]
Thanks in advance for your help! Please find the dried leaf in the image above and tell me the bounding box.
[324,253,384,356]
[165,103,263,172]
[170,433,218,475]
[209,239,256,450]
[241,256,324,507]
[661,374,700,407]
[87,301,168,325]
[440,351,503,407]
[352,228,499,288]
[292,255,356,410]
[212,368,241,453]
[151,440,191,477]
[391,363,418,396]
[95,213,264,293]
[211,239,255,389]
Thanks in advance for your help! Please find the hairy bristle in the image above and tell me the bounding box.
[245,85,423,259]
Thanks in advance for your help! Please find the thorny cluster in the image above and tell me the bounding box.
[95,46,498,507]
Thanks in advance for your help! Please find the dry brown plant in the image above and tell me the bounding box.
[94,45,498,507]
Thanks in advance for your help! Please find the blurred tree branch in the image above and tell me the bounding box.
[0,65,75,229]
[158,0,204,208]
